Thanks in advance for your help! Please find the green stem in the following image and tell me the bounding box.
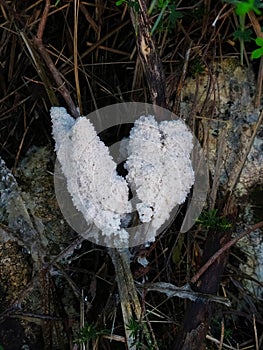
[151,0,169,35]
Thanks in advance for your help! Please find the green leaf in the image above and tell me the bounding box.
[129,1,140,12]
[251,36,263,58]
[169,5,184,25]
[254,5,262,14]
[236,0,261,16]
[116,0,125,5]
[255,36,263,46]
[158,0,166,9]
[252,47,263,58]
[255,0,263,8]
[127,317,141,339]
[236,2,251,15]
[196,209,231,230]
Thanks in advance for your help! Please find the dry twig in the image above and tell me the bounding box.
[33,0,79,118]
[191,221,263,284]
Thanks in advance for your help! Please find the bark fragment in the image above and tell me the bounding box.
[130,0,167,108]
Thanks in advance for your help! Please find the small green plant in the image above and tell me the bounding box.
[251,36,263,58]
[224,326,233,339]
[116,0,184,34]
[115,0,140,12]
[225,0,263,63]
[73,322,109,347]
[236,0,262,14]
[189,58,205,76]
[149,0,184,34]
[196,209,232,230]
[127,317,142,340]
[211,318,233,341]
[127,317,156,350]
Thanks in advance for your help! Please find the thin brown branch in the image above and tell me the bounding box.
[33,39,79,118]
[80,3,98,33]
[191,221,263,284]
[33,0,78,118]
[36,0,50,41]
[219,320,224,350]
[82,19,130,58]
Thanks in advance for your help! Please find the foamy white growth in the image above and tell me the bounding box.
[125,115,194,232]
[51,107,131,239]
[51,107,75,151]
[51,108,194,244]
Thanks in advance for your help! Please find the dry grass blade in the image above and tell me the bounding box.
[81,19,130,58]
[74,0,82,114]
[253,314,259,350]
[80,3,99,33]
[206,334,242,350]
[219,320,224,350]
[20,31,59,106]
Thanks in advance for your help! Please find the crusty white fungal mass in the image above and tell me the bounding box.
[51,107,131,239]
[125,115,194,231]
